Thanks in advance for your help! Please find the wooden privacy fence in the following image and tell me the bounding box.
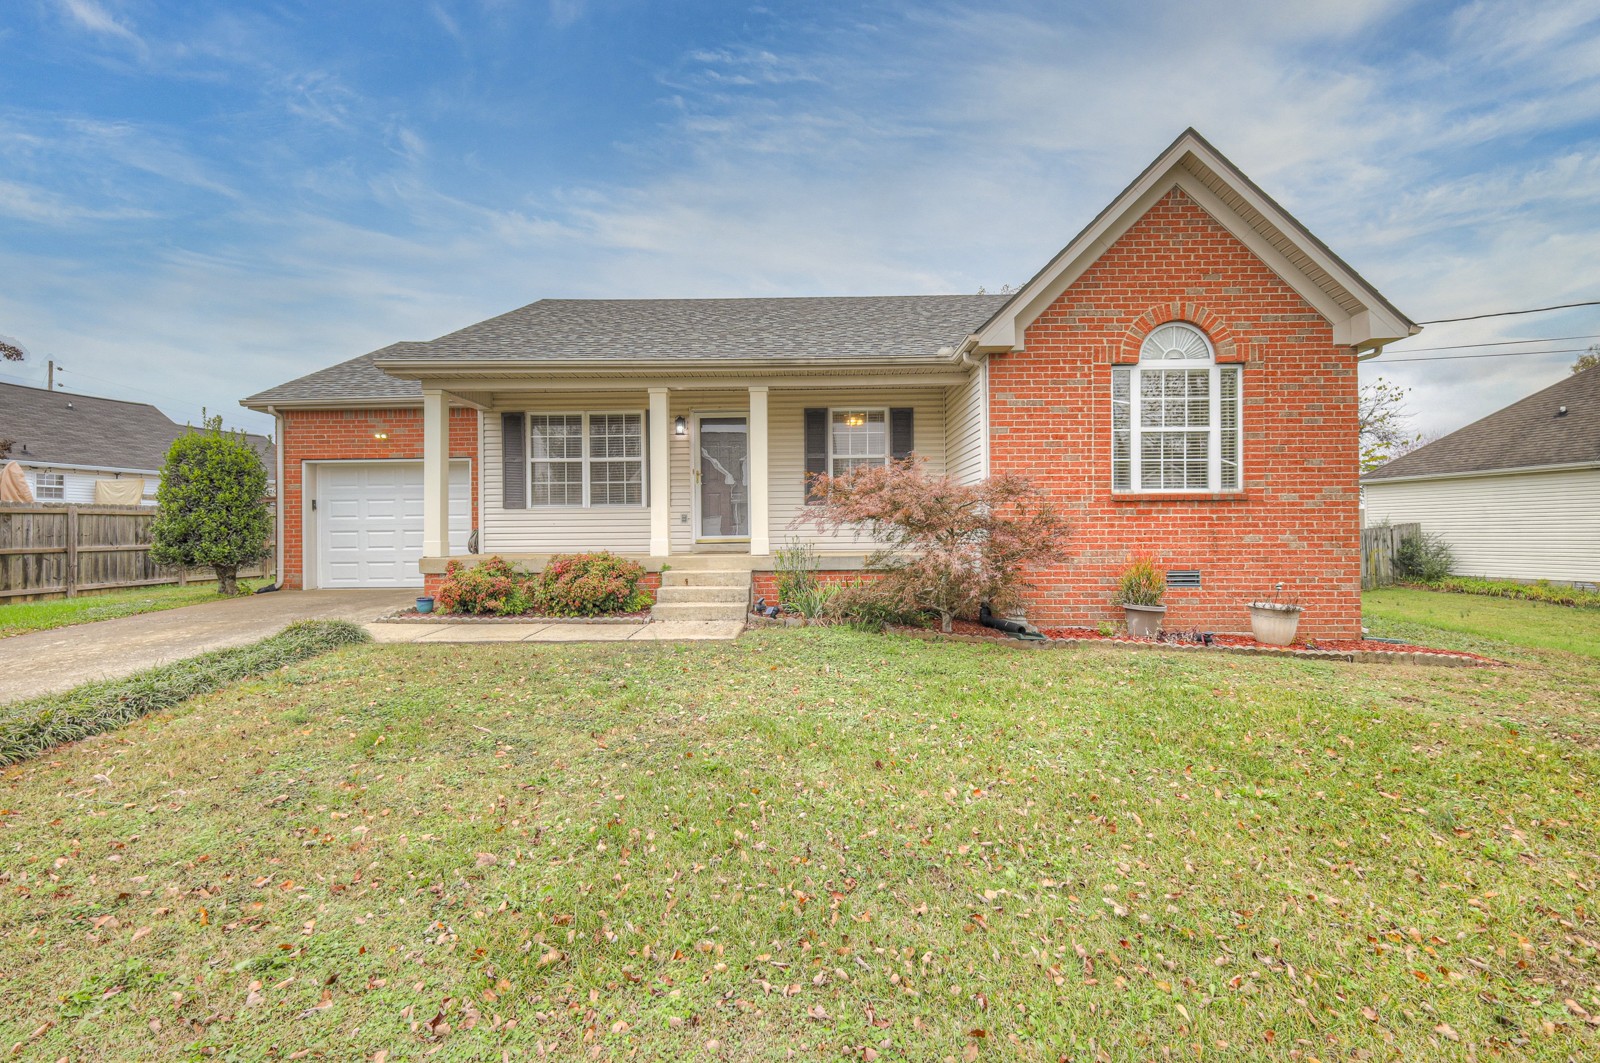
[1361,521,1420,591]
[0,503,274,600]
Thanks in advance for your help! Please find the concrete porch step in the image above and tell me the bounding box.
[650,601,750,622]
[661,568,750,588]
[654,584,749,604]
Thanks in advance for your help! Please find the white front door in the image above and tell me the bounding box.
[316,461,470,588]
[694,415,749,541]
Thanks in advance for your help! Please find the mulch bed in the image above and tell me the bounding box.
[892,620,1501,667]
[376,607,652,625]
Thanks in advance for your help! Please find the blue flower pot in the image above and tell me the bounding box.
[416,596,435,614]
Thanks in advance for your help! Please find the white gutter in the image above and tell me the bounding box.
[12,459,162,477]
[1362,459,1600,486]
[266,404,286,589]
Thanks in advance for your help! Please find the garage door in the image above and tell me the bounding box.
[317,462,471,588]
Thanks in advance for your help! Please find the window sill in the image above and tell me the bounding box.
[1109,491,1248,503]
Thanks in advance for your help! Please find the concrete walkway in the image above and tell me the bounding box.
[0,590,414,704]
[365,620,746,644]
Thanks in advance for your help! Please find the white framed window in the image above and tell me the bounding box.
[529,412,645,507]
[1113,323,1241,492]
[829,408,889,477]
[35,472,65,501]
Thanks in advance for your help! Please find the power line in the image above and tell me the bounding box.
[1379,347,1590,364]
[1416,300,1600,325]
[1382,333,1600,354]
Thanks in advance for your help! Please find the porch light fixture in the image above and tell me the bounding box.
[674,416,687,437]
[373,431,389,440]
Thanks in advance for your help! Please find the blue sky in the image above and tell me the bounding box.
[2,0,1598,439]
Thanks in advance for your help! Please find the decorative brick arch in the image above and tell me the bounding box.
[1112,304,1243,364]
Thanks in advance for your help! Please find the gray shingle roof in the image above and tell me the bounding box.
[1364,367,1600,481]
[381,295,1011,364]
[243,295,1010,405]
[242,346,428,407]
[0,381,275,474]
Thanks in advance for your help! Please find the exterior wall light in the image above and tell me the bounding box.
[674,416,687,437]
[373,432,389,440]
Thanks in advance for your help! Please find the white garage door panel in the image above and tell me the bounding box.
[317,462,470,589]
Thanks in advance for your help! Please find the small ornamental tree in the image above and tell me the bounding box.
[151,415,272,595]
[799,458,1072,633]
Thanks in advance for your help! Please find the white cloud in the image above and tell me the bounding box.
[55,0,144,50]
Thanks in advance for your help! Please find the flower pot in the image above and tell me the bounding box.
[1248,603,1301,646]
[416,596,435,614]
[1122,603,1166,638]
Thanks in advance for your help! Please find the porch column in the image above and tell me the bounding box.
[421,388,451,559]
[748,385,770,555]
[649,387,671,557]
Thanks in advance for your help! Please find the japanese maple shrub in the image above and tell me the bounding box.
[534,553,652,617]
[800,458,1072,633]
[434,556,534,616]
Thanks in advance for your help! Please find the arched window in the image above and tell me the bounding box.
[1112,323,1241,492]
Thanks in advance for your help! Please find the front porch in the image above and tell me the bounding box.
[414,372,985,573]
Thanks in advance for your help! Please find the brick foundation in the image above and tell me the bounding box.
[279,407,479,590]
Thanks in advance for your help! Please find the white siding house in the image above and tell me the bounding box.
[1363,368,1600,587]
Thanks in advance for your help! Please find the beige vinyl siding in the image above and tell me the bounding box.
[482,391,652,554]
[944,364,987,484]
[481,385,953,556]
[766,388,948,552]
[1364,467,1600,584]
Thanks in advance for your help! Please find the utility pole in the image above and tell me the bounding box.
[48,360,64,390]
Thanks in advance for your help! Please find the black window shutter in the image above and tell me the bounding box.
[501,412,526,509]
[803,408,828,505]
[889,408,915,461]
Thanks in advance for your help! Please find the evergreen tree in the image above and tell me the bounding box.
[151,414,272,595]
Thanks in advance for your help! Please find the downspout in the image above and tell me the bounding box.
[257,404,287,593]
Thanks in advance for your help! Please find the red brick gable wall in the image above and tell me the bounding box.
[988,187,1362,638]
[278,407,479,590]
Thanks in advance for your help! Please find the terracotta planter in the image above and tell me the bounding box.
[1122,603,1166,638]
[1248,603,1302,646]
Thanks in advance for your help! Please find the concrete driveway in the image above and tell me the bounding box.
[0,590,413,704]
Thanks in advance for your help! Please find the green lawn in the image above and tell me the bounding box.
[0,602,1596,1059]
[1364,585,1600,661]
[0,579,260,638]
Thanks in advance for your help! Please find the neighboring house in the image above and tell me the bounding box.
[0,381,275,506]
[1363,367,1600,587]
[241,129,1416,638]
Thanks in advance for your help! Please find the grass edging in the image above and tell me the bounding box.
[0,620,371,767]
[1404,576,1600,609]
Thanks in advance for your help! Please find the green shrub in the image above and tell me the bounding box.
[534,552,651,616]
[1425,575,1600,608]
[150,415,273,595]
[1114,558,1165,607]
[435,556,535,616]
[1393,530,1455,582]
[774,539,820,608]
[0,620,370,766]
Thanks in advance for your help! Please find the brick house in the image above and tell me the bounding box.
[241,129,1415,638]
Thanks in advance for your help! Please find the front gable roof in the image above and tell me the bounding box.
[970,128,1417,355]
[1363,368,1600,482]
